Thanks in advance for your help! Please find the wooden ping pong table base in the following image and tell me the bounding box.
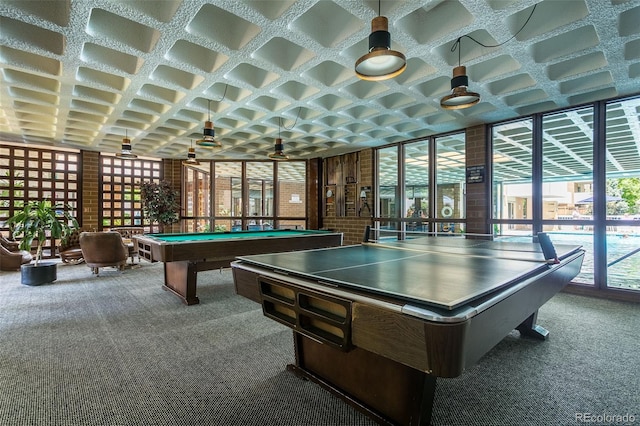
[287,314,547,426]
[289,332,436,426]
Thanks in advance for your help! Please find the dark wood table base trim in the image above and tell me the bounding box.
[163,261,198,305]
[163,260,230,305]
[290,332,436,426]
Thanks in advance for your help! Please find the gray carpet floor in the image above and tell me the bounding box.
[0,260,638,426]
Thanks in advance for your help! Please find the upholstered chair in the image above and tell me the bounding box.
[0,243,30,271]
[0,234,32,271]
[59,229,84,264]
[108,227,144,239]
[109,227,144,264]
[79,232,128,275]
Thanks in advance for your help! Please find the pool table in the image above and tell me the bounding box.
[135,229,342,305]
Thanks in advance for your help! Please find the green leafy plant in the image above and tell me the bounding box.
[140,181,180,230]
[6,200,78,266]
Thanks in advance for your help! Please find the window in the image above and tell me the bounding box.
[377,146,399,237]
[100,155,161,230]
[375,133,467,239]
[183,163,211,232]
[277,161,307,230]
[183,160,307,232]
[491,96,640,293]
[542,107,595,285]
[404,140,429,232]
[436,132,466,233]
[246,162,274,230]
[492,118,533,229]
[213,162,242,232]
[0,143,80,256]
[605,97,640,290]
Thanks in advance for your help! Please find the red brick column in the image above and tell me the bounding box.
[465,125,490,236]
[81,150,99,231]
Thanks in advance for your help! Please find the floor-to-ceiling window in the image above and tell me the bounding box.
[375,132,467,239]
[213,162,242,232]
[183,163,210,232]
[492,118,534,236]
[246,162,274,230]
[604,97,640,291]
[183,160,307,232]
[541,107,595,285]
[377,145,399,237]
[435,132,466,234]
[492,95,640,293]
[404,140,429,233]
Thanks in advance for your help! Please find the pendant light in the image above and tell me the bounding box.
[183,140,200,165]
[440,66,480,110]
[440,5,537,110]
[196,99,221,147]
[440,38,480,110]
[115,130,137,159]
[268,117,289,161]
[355,0,406,81]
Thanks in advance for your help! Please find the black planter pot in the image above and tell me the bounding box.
[20,262,57,286]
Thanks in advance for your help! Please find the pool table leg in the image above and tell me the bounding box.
[163,261,199,305]
[516,310,549,340]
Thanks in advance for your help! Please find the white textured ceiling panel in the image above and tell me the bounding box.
[0,0,639,161]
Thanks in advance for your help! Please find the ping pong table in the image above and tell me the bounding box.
[231,235,584,425]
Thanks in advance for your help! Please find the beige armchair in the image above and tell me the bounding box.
[0,234,32,271]
[79,232,128,275]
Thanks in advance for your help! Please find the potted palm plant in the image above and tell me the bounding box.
[5,200,79,285]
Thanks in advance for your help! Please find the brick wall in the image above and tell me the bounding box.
[81,150,99,231]
[278,181,306,217]
[465,124,490,235]
[322,149,374,244]
[322,216,373,245]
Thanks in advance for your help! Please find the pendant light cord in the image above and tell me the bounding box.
[451,4,537,66]
[206,84,229,120]
[280,106,302,131]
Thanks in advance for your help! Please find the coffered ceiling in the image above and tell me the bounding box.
[1,0,639,161]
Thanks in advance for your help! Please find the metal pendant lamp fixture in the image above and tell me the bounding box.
[268,117,289,161]
[196,99,221,148]
[355,0,406,81]
[440,38,480,110]
[440,4,537,110]
[115,130,137,158]
[183,140,200,166]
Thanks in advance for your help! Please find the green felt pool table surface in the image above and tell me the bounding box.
[146,229,329,242]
